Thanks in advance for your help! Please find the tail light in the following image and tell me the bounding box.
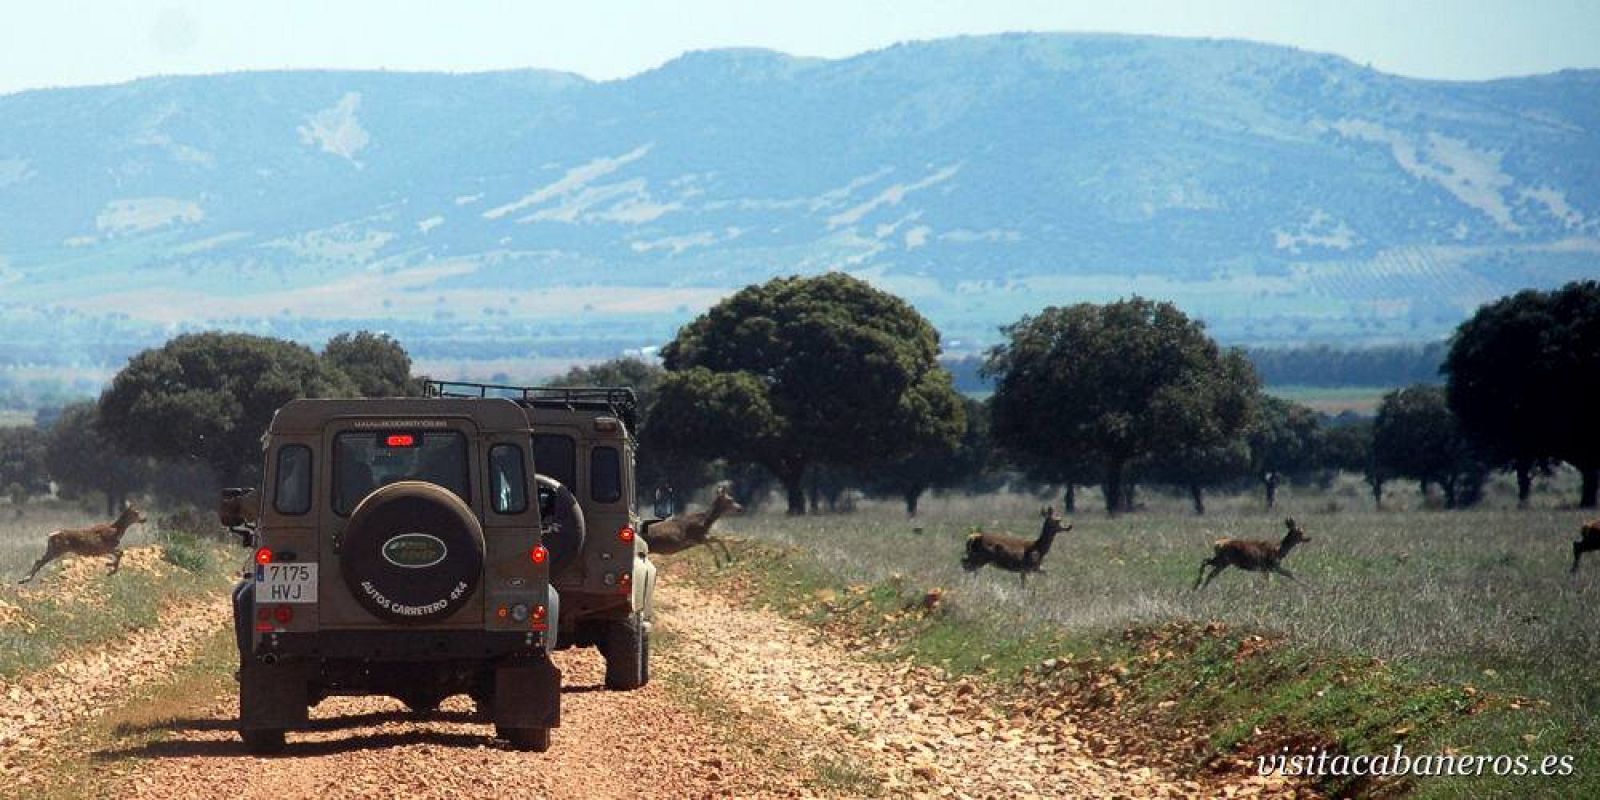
[254,547,273,565]
[273,605,294,624]
[618,525,635,543]
[618,573,632,595]
[532,604,547,621]
[530,545,548,565]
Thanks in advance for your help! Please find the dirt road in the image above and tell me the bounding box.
[6,572,1304,799]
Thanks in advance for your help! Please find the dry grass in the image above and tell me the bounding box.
[722,482,1600,712]
[0,500,235,677]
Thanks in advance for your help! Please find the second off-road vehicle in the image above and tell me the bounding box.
[228,397,561,753]
[425,381,657,691]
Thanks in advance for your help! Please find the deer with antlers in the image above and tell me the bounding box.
[962,507,1071,585]
[1194,517,1310,590]
[18,502,148,584]
[641,485,743,566]
[1572,519,1600,574]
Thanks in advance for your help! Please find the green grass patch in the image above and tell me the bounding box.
[0,542,234,678]
[681,536,1597,799]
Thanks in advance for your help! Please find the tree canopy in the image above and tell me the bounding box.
[657,273,965,514]
[1373,384,1485,508]
[99,332,356,485]
[42,401,153,515]
[0,425,48,497]
[1443,280,1600,507]
[985,297,1258,513]
[323,331,420,397]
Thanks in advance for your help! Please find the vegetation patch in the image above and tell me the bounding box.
[0,542,233,678]
[674,540,1597,799]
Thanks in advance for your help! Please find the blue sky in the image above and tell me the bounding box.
[2,0,1597,95]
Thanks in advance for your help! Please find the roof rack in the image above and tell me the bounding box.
[423,379,639,432]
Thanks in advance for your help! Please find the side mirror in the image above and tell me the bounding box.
[218,488,261,545]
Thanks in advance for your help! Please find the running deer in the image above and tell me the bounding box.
[641,486,743,566]
[1194,517,1310,590]
[962,507,1071,585]
[18,502,148,584]
[1572,519,1600,574]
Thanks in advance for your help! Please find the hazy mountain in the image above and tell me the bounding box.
[1,33,1596,381]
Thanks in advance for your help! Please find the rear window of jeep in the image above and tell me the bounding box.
[532,434,577,490]
[334,431,469,514]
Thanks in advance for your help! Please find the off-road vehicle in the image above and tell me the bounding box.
[227,397,562,754]
[425,381,657,692]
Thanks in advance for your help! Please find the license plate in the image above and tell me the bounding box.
[257,562,318,603]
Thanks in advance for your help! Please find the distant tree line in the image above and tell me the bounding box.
[942,340,1450,395]
[0,331,416,514]
[1244,341,1447,387]
[6,278,1595,519]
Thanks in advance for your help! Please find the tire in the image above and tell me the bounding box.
[602,612,646,691]
[639,622,651,686]
[231,580,254,664]
[534,475,586,576]
[496,725,551,752]
[340,481,484,624]
[241,728,286,755]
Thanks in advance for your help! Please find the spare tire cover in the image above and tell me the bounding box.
[535,474,586,575]
[341,481,484,623]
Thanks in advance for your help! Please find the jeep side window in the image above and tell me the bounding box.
[489,444,528,514]
[333,431,469,515]
[274,445,312,515]
[532,434,576,490]
[591,446,622,504]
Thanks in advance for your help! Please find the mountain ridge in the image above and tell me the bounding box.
[0,32,1596,381]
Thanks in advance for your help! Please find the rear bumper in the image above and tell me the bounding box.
[256,629,548,661]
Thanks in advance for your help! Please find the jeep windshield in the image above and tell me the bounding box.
[334,430,469,514]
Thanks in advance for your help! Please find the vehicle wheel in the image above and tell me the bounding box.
[496,725,551,752]
[241,728,286,755]
[602,612,646,691]
[639,622,651,686]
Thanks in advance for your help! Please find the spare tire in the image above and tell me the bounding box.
[341,481,484,624]
[535,475,585,576]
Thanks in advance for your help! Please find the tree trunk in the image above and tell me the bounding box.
[1102,462,1124,515]
[1189,484,1205,515]
[1515,461,1533,509]
[1062,484,1076,514]
[785,481,807,515]
[1581,466,1599,509]
[776,461,808,516]
[807,481,820,514]
[1122,483,1137,513]
[903,488,922,517]
[1369,477,1384,510]
[1442,477,1458,510]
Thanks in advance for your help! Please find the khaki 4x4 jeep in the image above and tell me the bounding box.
[425,381,657,692]
[228,397,561,754]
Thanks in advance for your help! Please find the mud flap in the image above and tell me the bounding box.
[239,661,312,730]
[492,657,562,729]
